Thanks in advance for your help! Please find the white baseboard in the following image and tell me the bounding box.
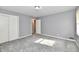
[19,34,32,39]
[9,34,32,41]
[0,34,32,44]
[41,34,76,42]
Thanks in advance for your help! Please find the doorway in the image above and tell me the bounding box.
[32,17,41,34]
[32,19,36,34]
[76,8,79,36]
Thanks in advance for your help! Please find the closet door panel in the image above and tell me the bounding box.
[9,15,19,41]
[0,14,9,43]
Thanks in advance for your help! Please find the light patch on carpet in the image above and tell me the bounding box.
[34,38,55,47]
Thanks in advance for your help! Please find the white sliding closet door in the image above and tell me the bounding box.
[0,13,19,43]
[0,14,9,43]
[9,15,19,41]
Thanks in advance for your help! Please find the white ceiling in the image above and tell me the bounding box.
[0,6,76,17]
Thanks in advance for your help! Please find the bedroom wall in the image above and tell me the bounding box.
[40,9,76,38]
[0,8,32,37]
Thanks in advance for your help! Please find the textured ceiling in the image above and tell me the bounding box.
[0,6,76,17]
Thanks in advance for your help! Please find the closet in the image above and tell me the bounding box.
[0,13,19,43]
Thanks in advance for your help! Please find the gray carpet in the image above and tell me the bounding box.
[0,34,79,52]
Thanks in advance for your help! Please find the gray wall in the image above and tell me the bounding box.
[0,8,32,37]
[41,10,76,38]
